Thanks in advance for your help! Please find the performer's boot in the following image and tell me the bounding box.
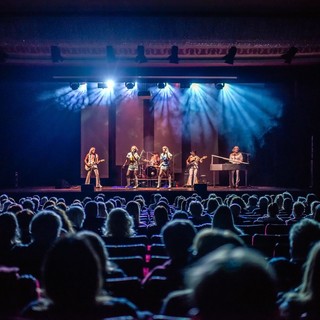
[133,175,138,189]
[168,176,172,189]
[96,173,102,188]
[157,176,161,189]
[126,178,130,188]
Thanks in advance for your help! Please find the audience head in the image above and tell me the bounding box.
[292,201,305,218]
[84,201,99,220]
[0,212,19,244]
[314,204,320,223]
[289,219,320,262]
[258,196,269,210]
[105,208,134,238]
[186,246,278,320]
[154,205,169,226]
[66,205,85,230]
[77,230,109,275]
[161,219,196,261]
[206,198,220,214]
[230,203,241,219]
[267,202,279,218]
[283,197,293,213]
[171,210,189,220]
[299,240,320,300]
[188,201,204,217]
[212,205,242,235]
[192,228,245,260]
[247,195,258,208]
[230,196,246,211]
[125,200,141,225]
[42,235,102,308]
[30,210,62,243]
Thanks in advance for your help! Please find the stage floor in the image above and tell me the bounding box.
[0,185,308,203]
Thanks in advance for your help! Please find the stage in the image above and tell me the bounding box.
[0,185,308,204]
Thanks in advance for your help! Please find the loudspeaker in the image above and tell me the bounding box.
[55,179,71,189]
[81,184,94,193]
[194,183,207,193]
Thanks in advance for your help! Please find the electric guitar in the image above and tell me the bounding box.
[85,159,105,171]
[186,155,207,169]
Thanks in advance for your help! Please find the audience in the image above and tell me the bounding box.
[0,212,20,267]
[104,208,135,238]
[188,200,212,226]
[286,200,305,225]
[212,205,244,235]
[254,202,284,224]
[279,241,320,320]
[14,210,62,279]
[0,190,320,318]
[22,234,143,319]
[16,209,34,244]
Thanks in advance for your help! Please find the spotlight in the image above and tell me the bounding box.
[281,46,298,64]
[157,83,167,89]
[106,45,116,62]
[215,83,225,90]
[97,82,108,89]
[168,45,179,64]
[51,45,63,63]
[136,45,147,63]
[70,82,80,90]
[125,82,135,89]
[223,46,237,65]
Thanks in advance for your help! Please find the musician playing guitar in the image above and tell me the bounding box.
[185,150,207,187]
[84,147,104,188]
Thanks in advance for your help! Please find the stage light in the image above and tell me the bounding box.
[215,83,225,90]
[157,83,167,89]
[70,82,80,90]
[281,46,298,64]
[98,82,107,89]
[98,80,115,89]
[223,46,237,65]
[51,45,63,63]
[106,45,116,62]
[125,82,135,89]
[136,45,147,63]
[168,45,179,64]
[190,83,200,90]
[106,80,115,89]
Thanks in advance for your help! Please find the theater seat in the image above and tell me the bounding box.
[109,256,144,279]
[105,276,142,307]
[106,244,146,258]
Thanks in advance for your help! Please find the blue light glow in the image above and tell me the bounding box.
[217,83,283,152]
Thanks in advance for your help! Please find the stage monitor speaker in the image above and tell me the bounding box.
[194,183,207,193]
[55,179,71,189]
[81,184,94,193]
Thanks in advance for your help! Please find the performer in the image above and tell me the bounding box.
[149,152,160,167]
[84,147,103,188]
[157,146,173,189]
[122,145,140,188]
[185,150,206,187]
[229,146,243,188]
